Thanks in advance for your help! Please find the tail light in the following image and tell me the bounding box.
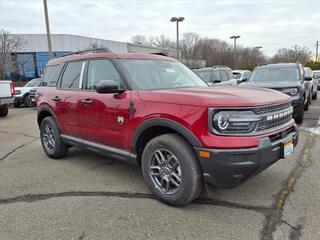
[10,82,15,97]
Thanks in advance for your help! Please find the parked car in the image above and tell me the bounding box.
[29,88,37,106]
[194,66,237,85]
[232,70,251,83]
[314,70,320,90]
[0,80,15,117]
[37,50,298,206]
[304,67,318,99]
[244,63,312,124]
[14,78,42,107]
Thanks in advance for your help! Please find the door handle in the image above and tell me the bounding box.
[52,96,61,101]
[80,99,93,105]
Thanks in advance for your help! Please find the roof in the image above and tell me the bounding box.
[194,66,231,71]
[257,63,300,68]
[47,53,177,66]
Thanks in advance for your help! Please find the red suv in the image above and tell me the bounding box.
[37,49,298,206]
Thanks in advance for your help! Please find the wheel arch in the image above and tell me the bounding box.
[131,118,202,165]
[37,105,60,130]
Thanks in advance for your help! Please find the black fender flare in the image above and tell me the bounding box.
[37,105,60,130]
[131,118,202,154]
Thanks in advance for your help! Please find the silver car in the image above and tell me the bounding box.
[313,70,320,90]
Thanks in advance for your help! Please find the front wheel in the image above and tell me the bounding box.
[294,105,304,124]
[40,116,68,159]
[141,134,203,207]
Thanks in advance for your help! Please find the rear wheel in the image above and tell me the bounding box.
[40,116,68,159]
[141,134,203,206]
[0,105,8,117]
[313,90,317,100]
[304,95,309,111]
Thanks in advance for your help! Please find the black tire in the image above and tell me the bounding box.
[40,116,68,159]
[313,90,317,100]
[141,134,203,207]
[0,105,9,117]
[304,96,309,111]
[294,105,304,124]
[23,94,33,107]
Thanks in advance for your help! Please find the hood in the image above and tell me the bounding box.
[244,81,300,89]
[138,86,290,107]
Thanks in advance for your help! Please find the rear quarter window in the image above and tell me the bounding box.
[42,64,64,87]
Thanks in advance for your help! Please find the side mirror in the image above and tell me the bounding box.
[304,77,312,81]
[96,80,125,94]
[242,78,248,82]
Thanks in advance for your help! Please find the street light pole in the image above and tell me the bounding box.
[171,17,185,59]
[316,40,319,62]
[43,0,53,59]
[230,35,240,67]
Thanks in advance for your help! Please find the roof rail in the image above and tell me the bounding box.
[61,47,112,57]
[211,65,230,69]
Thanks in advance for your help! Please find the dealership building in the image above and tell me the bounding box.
[7,34,197,81]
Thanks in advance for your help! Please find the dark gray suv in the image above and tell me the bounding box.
[244,63,312,124]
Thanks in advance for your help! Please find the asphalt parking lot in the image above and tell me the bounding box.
[0,96,319,240]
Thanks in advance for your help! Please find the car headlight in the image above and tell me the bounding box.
[281,88,299,96]
[14,90,21,95]
[212,110,259,134]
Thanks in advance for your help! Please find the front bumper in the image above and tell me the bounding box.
[195,125,298,188]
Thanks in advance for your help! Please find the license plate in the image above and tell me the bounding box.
[283,139,294,158]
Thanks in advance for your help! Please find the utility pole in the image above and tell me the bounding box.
[230,35,240,68]
[316,40,319,62]
[170,17,185,59]
[43,0,53,59]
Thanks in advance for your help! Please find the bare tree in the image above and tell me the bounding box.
[131,34,153,46]
[270,45,311,64]
[87,42,105,49]
[153,35,175,49]
[0,29,27,79]
[180,32,201,65]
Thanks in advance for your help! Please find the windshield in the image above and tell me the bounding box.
[314,72,320,79]
[25,79,41,87]
[120,60,208,90]
[233,72,242,79]
[249,67,299,82]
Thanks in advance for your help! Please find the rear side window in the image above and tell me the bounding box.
[43,64,63,87]
[60,61,83,89]
[86,59,122,90]
[212,70,221,81]
[195,70,211,82]
[219,70,228,81]
[226,69,234,80]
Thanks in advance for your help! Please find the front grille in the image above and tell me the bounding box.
[257,114,292,131]
[254,102,291,115]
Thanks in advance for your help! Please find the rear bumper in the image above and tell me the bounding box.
[0,97,14,106]
[195,125,298,188]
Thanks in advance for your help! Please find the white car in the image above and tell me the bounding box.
[232,70,251,84]
[0,80,15,117]
[313,70,320,90]
[194,66,238,86]
[304,67,317,100]
[14,78,42,107]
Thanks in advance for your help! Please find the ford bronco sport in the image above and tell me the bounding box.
[37,49,298,206]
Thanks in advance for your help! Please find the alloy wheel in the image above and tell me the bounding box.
[149,148,182,195]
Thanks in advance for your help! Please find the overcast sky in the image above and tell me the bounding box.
[1,0,319,57]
